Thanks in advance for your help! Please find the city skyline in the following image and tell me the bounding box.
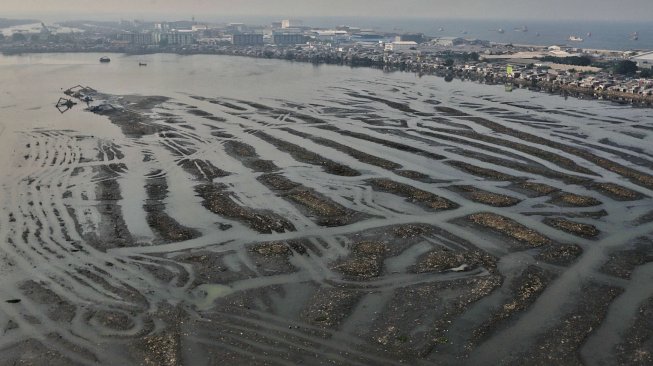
[3,0,653,22]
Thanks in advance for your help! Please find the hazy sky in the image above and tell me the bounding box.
[3,0,652,21]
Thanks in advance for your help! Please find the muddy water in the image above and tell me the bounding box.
[0,53,652,365]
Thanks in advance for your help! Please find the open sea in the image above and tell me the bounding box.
[6,12,652,51]
[296,17,653,51]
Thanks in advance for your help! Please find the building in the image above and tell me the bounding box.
[119,32,155,45]
[385,41,418,52]
[281,19,303,29]
[633,51,653,70]
[232,33,264,46]
[434,37,465,47]
[169,21,195,30]
[154,30,194,46]
[155,22,170,32]
[311,30,350,43]
[351,32,386,44]
[227,23,246,33]
[395,33,426,44]
[273,32,306,45]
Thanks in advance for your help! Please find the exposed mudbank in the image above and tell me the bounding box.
[1,70,652,365]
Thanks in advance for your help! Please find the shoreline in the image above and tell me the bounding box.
[2,46,653,106]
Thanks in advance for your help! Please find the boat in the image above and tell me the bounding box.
[497,28,505,34]
[569,35,584,42]
[139,62,147,66]
[631,32,639,41]
[99,56,111,63]
[587,32,592,37]
[514,26,528,32]
[438,27,444,32]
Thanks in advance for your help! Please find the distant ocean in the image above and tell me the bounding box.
[301,17,653,51]
[14,12,653,51]
[203,16,652,51]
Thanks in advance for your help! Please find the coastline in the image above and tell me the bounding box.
[2,45,653,106]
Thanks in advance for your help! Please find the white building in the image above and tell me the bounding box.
[434,37,464,47]
[312,30,350,42]
[384,41,418,52]
[281,19,303,29]
[632,51,653,70]
[153,30,194,46]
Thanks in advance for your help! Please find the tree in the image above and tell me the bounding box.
[639,68,652,78]
[443,58,454,66]
[613,60,638,75]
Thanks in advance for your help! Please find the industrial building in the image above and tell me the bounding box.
[119,32,155,45]
[273,32,306,45]
[434,37,465,47]
[633,51,653,70]
[281,19,303,29]
[385,41,418,52]
[232,33,264,46]
[154,30,194,46]
[395,33,426,44]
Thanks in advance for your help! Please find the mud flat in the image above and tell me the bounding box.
[465,212,551,248]
[258,173,369,226]
[505,284,623,365]
[615,296,653,365]
[448,185,521,207]
[144,177,201,243]
[543,217,600,239]
[90,94,172,137]
[1,59,652,365]
[253,131,360,176]
[223,140,279,173]
[368,178,458,211]
[196,183,295,234]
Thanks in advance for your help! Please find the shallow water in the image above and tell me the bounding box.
[0,53,652,365]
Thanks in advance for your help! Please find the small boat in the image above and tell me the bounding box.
[569,35,584,42]
[99,56,111,63]
[631,32,639,41]
[587,32,592,37]
[497,28,505,34]
[139,62,147,66]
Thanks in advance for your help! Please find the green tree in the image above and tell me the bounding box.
[639,68,652,78]
[613,60,638,75]
[444,58,454,66]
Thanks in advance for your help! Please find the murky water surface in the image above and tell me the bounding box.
[0,53,652,365]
